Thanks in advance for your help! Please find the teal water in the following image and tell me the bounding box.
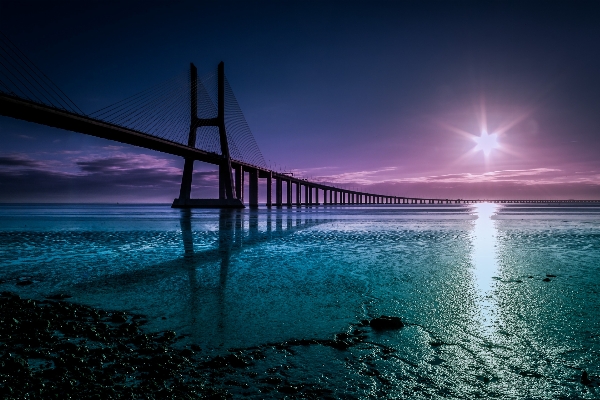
[1,203,599,398]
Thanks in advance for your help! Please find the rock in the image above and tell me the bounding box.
[581,370,592,386]
[542,277,551,282]
[180,348,194,358]
[277,385,299,394]
[45,293,72,300]
[369,315,404,331]
[110,313,127,323]
[546,274,557,278]
[16,280,33,286]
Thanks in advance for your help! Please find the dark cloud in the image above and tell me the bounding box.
[0,153,219,202]
[0,155,42,168]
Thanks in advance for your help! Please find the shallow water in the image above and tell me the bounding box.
[1,203,599,398]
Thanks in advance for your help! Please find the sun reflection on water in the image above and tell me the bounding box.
[472,203,500,333]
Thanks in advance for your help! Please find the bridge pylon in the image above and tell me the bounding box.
[172,62,244,209]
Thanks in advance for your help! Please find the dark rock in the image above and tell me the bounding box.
[180,348,194,358]
[110,313,127,323]
[369,315,404,331]
[16,280,33,286]
[519,370,543,378]
[335,333,351,341]
[45,293,72,300]
[330,340,350,350]
[581,370,592,386]
[542,277,551,282]
[546,274,557,278]
[527,276,533,278]
[278,385,299,394]
[162,330,177,341]
[259,376,283,385]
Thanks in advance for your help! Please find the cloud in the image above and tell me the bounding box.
[0,154,46,169]
[386,168,567,185]
[313,167,398,185]
[314,167,600,187]
[309,166,600,199]
[0,153,219,202]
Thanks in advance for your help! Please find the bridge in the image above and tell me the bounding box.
[1,34,598,207]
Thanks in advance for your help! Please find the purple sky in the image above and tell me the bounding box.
[1,0,600,202]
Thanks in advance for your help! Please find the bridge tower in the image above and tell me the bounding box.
[172,62,244,208]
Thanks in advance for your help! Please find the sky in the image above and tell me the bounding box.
[1,0,600,202]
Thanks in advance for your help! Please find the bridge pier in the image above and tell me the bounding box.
[276,178,283,207]
[266,173,272,207]
[235,166,244,202]
[296,182,301,206]
[304,185,309,206]
[172,62,243,209]
[249,169,258,208]
[286,180,292,207]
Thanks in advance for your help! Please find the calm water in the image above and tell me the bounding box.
[1,203,599,398]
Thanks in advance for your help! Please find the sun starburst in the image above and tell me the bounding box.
[473,130,499,156]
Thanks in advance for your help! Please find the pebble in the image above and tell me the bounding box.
[369,315,404,331]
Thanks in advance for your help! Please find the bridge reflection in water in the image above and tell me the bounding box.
[74,209,331,340]
[181,210,332,336]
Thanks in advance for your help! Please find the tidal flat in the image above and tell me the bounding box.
[0,204,599,398]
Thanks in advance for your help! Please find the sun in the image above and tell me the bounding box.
[473,130,499,156]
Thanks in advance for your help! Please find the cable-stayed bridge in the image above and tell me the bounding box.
[0,34,597,207]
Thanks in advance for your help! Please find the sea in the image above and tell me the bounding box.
[0,203,599,398]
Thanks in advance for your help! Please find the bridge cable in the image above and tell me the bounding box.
[0,31,84,114]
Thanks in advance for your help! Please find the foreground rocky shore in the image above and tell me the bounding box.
[0,291,407,399]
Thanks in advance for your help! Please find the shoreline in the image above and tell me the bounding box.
[0,291,401,399]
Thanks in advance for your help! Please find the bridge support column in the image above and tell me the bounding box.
[266,173,272,207]
[296,182,301,206]
[315,188,319,204]
[304,185,309,206]
[276,178,283,207]
[235,165,244,202]
[323,189,328,205]
[286,180,292,207]
[249,169,258,208]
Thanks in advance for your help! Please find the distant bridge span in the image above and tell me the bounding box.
[0,35,598,207]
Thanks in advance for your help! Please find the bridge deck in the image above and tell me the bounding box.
[2,93,599,205]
